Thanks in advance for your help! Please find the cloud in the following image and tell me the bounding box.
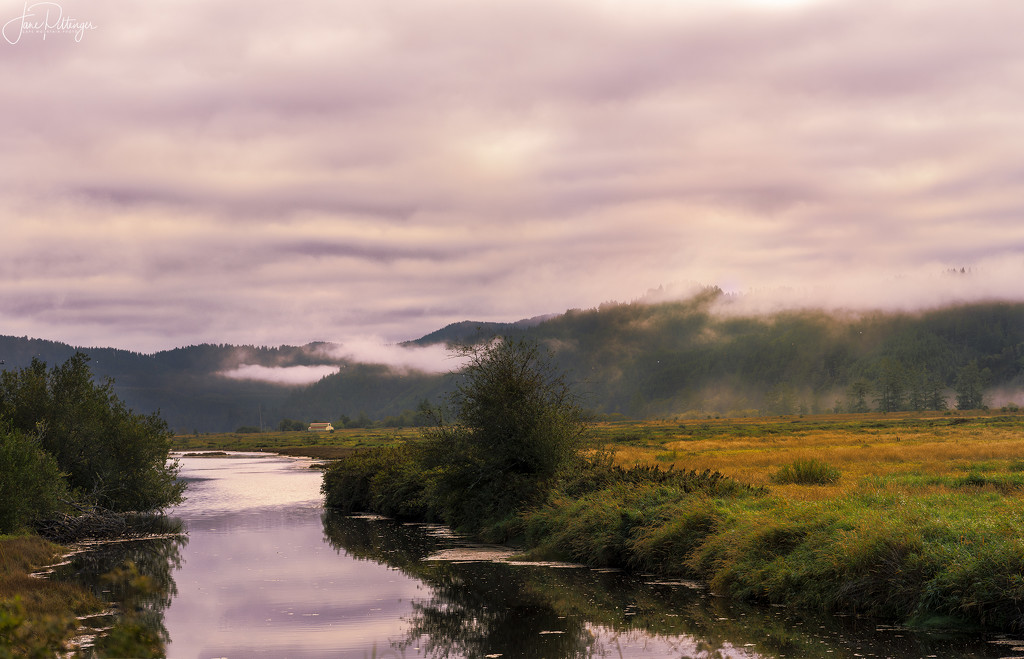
[217,338,464,384]
[3,0,1024,351]
[329,338,468,374]
[219,364,341,385]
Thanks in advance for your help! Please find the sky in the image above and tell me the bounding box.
[3,0,1024,355]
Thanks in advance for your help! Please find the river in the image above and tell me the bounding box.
[52,452,1024,658]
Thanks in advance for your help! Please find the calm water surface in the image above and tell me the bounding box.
[56,453,1024,658]
[163,452,421,658]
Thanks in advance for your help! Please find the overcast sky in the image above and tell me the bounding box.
[3,0,1024,354]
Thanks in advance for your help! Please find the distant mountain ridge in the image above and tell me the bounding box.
[404,315,557,346]
[3,294,1024,431]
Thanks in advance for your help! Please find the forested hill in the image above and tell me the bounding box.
[2,294,1023,431]
[499,293,1024,417]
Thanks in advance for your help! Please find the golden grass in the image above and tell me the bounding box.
[597,412,1024,496]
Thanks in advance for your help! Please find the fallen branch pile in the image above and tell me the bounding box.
[34,503,181,544]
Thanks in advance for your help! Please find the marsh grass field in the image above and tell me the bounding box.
[593,411,1024,494]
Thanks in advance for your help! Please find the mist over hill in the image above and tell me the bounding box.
[2,292,1023,431]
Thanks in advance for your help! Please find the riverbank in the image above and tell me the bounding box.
[322,412,1024,632]
[0,535,102,653]
[2,516,185,655]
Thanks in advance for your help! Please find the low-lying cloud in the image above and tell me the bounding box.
[217,338,467,384]
[219,364,341,385]
[329,338,468,374]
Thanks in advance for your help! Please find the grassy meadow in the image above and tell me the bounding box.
[173,426,421,459]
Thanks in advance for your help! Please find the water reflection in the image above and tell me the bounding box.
[322,512,1024,659]
[163,453,426,658]
[324,514,596,657]
[50,528,186,655]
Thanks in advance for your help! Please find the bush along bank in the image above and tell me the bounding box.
[321,340,1024,633]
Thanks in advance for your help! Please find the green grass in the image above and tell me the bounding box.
[771,458,841,485]
[174,428,421,459]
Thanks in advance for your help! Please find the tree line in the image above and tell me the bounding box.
[3,297,1023,431]
[521,295,1024,418]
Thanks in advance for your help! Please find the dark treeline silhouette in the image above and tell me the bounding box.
[2,293,1023,431]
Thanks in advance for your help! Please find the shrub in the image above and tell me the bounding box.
[419,339,588,531]
[557,451,762,499]
[321,445,429,519]
[368,447,431,520]
[523,466,758,571]
[0,428,66,534]
[523,485,647,567]
[321,450,391,513]
[772,459,840,485]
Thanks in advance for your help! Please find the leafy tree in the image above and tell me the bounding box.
[335,412,373,429]
[874,359,906,412]
[955,360,990,410]
[764,383,797,416]
[846,379,872,413]
[0,427,67,534]
[277,418,305,431]
[0,353,183,512]
[907,367,948,411]
[421,339,588,531]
